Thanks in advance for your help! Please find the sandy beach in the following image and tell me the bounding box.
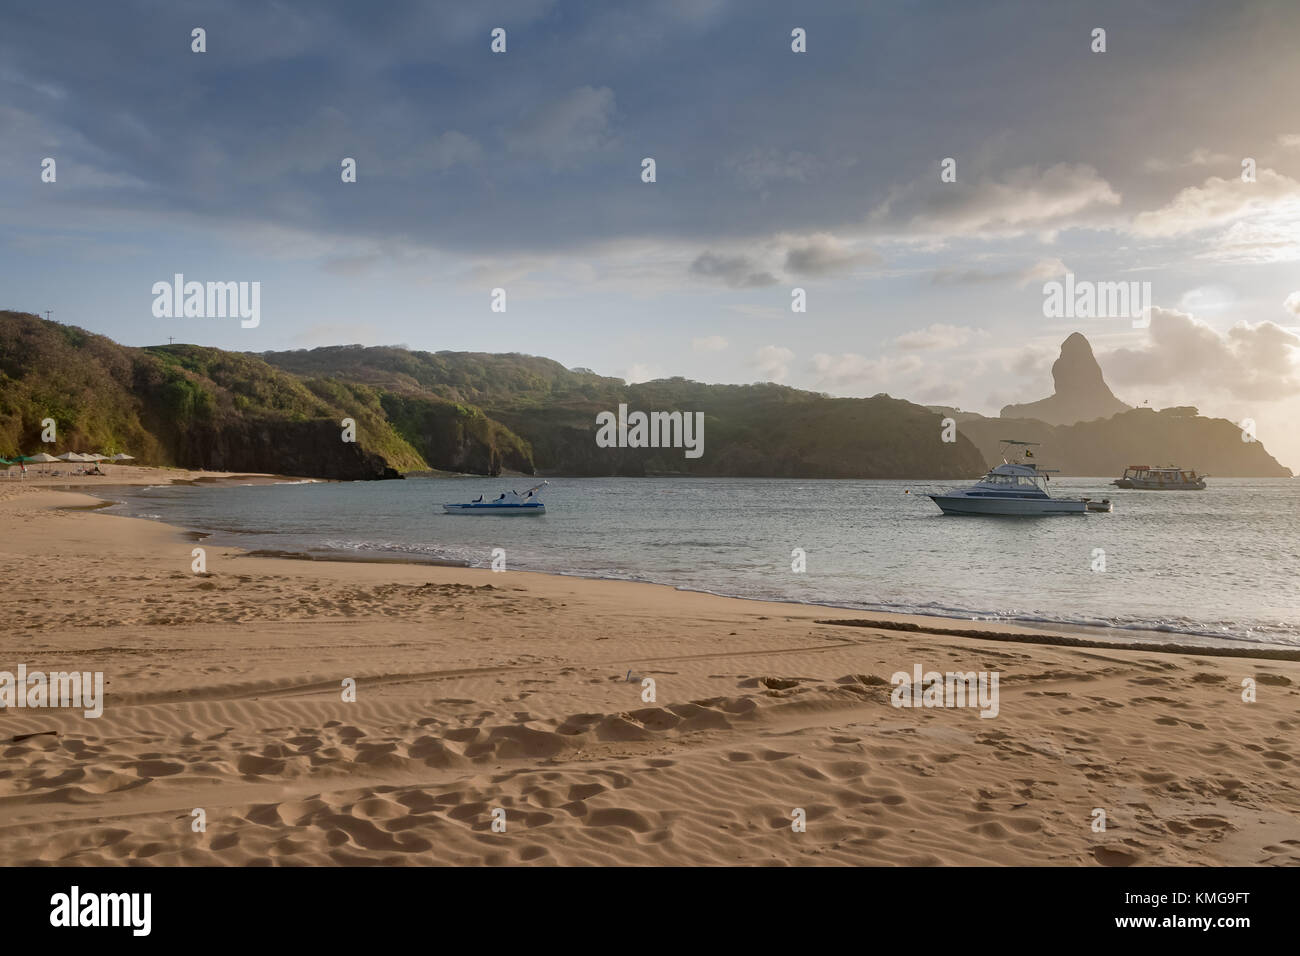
[1,473,1297,866]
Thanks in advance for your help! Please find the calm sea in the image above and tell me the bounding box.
[95,476,1300,649]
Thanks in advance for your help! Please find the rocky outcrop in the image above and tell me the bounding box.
[1001,332,1131,424]
[938,407,1291,478]
[160,417,404,480]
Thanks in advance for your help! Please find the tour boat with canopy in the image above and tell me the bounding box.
[1111,465,1206,490]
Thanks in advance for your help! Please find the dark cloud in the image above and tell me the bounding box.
[1,0,1297,260]
[689,251,777,288]
[783,234,876,277]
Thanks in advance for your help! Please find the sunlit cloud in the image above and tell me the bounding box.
[1100,308,1300,402]
[691,334,728,352]
[870,164,1121,242]
[893,324,989,350]
[752,345,794,382]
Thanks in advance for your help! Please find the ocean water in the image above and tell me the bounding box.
[96,476,1300,649]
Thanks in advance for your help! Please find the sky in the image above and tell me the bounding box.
[3,0,1299,467]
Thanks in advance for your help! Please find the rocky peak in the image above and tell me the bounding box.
[1001,332,1131,425]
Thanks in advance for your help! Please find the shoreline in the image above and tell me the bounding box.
[2,475,1298,866]
[79,472,1300,659]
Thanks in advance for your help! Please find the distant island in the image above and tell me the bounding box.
[0,311,1290,480]
[928,332,1291,478]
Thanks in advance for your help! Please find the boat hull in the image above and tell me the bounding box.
[928,494,1086,516]
[443,502,545,514]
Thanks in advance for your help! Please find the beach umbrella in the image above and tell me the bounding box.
[56,452,81,461]
[110,453,134,461]
[28,453,60,463]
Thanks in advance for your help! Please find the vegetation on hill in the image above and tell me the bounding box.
[262,345,626,406]
[0,312,420,478]
[18,310,1282,481]
[260,349,989,478]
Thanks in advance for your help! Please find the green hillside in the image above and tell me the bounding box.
[260,347,989,478]
[8,311,1287,481]
[1,311,990,479]
[0,311,499,478]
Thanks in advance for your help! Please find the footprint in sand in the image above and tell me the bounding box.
[566,782,606,802]
[1093,844,1140,866]
[584,807,654,833]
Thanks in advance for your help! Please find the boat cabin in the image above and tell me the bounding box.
[968,463,1051,499]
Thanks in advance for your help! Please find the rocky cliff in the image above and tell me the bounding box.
[931,332,1290,477]
[1001,332,1132,424]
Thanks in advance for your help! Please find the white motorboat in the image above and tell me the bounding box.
[442,481,548,514]
[929,441,1101,516]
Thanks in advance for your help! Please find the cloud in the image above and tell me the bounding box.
[321,254,383,276]
[1286,292,1300,315]
[872,163,1121,241]
[929,257,1067,288]
[505,85,617,169]
[1205,210,1300,263]
[724,303,783,320]
[1129,169,1300,263]
[808,352,924,389]
[1008,344,1056,377]
[691,233,875,287]
[893,324,988,350]
[727,147,820,192]
[913,382,960,403]
[782,233,877,277]
[1142,147,1233,173]
[1131,169,1300,236]
[689,251,778,288]
[691,334,728,352]
[1278,133,1300,149]
[928,267,1004,285]
[1099,308,1300,401]
[406,130,483,174]
[1016,257,1069,289]
[624,362,661,384]
[752,345,794,382]
[1178,285,1235,314]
